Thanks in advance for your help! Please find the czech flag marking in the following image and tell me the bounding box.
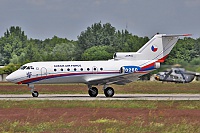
[151,45,158,52]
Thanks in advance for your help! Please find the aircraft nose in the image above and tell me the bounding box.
[6,74,11,81]
[6,74,15,82]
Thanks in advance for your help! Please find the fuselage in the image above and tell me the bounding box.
[6,59,156,85]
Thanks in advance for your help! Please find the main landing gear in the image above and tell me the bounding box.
[88,85,115,97]
[28,84,39,97]
[104,87,114,97]
[88,86,98,97]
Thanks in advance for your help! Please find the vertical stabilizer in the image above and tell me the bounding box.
[137,34,191,62]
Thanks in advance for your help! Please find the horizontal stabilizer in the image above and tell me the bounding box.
[162,34,192,37]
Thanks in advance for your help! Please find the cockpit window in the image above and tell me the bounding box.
[30,66,34,69]
[20,66,34,70]
[27,66,34,70]
[26,66,30,70]
[20,66,27,70]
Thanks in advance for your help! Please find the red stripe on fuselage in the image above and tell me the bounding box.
[157,55,168,63]
[18,71,120,84]
[141,54,169,70]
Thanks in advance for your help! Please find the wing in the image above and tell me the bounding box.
[88,72,144,85]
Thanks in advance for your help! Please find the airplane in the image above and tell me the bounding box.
[6,34,191,97]
[155,67,200,83]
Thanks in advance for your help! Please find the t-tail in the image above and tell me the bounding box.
[113,34,191,62]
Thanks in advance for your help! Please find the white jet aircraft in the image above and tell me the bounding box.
[6,34,191,97]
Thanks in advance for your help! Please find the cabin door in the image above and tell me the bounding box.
[41,67,47,77]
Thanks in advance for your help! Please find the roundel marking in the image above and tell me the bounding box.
[151,45,158,52]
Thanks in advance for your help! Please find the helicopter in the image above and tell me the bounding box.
[155,68,200,83]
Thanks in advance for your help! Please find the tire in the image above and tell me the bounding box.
[88,87,98,97]
[104,87,114,97]
[32,91,39,97]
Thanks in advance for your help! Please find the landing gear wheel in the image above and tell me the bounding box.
[104,87,114,97]
[88,87,98,97]
[32,91,39,97]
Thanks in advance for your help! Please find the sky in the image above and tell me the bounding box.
[0,0,200,40]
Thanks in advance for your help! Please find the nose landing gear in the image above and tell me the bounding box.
[28,84,39,97]
[32,91,39,97]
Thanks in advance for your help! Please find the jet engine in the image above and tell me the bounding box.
[154,62,160,69]
[113,52,141,60]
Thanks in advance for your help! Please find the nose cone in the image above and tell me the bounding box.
[6,72,20,83]
[6,73,15,82]
[6,70,27,84]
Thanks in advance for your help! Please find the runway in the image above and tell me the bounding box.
[0,94,199,101]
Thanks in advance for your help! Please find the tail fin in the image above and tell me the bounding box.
[137,34,191,62]
[113,34,191,61]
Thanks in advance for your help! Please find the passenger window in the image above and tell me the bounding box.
[67,68,70,71]
[100,68,103,71]
[74,68,77,71]
[87,68,90,71]
[80,68,83,71]
[61,68,63,71]
[54,69,57,72]
[93,68,97,71]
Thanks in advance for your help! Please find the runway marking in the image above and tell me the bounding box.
[0,94,200,101]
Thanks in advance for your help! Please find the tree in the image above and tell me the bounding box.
[0,63,20,74]
[50,42,76,61]
[165,37,197,64]
[77,22,116,59]
[0,26,28,65]
[81,46,114,60]
[77,22,149,60]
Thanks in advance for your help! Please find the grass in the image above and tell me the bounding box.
[1,117,199,133]
[0,100,200,109]
[0,81,199,132]
[0,119,74,133]
[0,100,199,132]
[1,119,199,133]
[0,81,200,94]
[114,81,200,94]
[1,114,199,133]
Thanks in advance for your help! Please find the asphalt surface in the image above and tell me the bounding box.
[0,94,200,101]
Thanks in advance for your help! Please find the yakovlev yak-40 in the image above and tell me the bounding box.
[6,34,191,97]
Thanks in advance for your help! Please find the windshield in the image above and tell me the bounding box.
[19,66,34,70]
[20,66,27,70]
